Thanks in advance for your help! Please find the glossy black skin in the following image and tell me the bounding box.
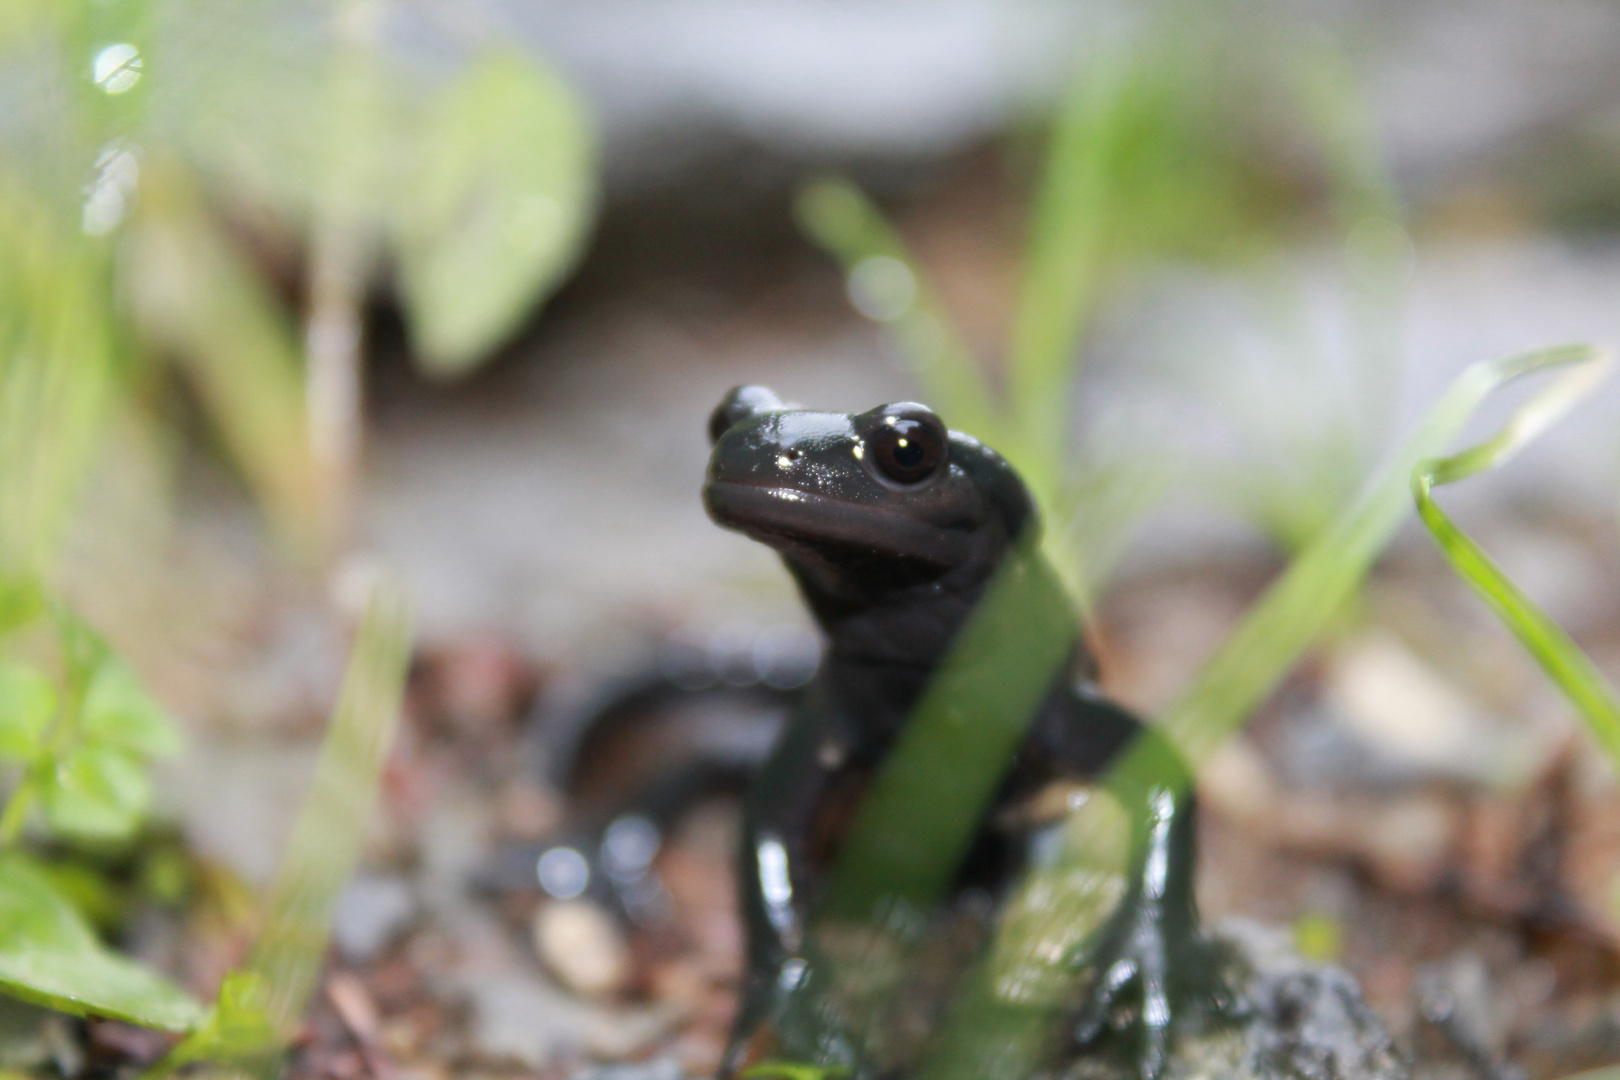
[705,387,1220,1078]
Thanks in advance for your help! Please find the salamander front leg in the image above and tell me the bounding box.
[1066,780,1236,1079]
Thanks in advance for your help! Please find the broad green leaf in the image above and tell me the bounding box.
[394,52,596,376]
[0,852,203,1030]
[0,663,55,762]
[1412,351,1620,767]
[40,744,148,841]
[81,657,181,759]
[248,576,411,1034]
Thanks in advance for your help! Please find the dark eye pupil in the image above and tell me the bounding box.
[869,416,943,484]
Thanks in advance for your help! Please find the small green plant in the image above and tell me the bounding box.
[0,577,202,1028]
[146,577,413,1075]
[0,571,411,1063]
[2,0,572,1058]
[0,590,181,847]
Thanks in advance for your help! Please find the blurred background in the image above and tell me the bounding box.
[4,0,1620,1077]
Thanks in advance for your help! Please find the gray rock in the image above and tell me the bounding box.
[1158,920,1409,1080]
[573,1054,687,1080]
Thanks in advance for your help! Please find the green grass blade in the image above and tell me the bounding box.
[1004,51,1131,494]
[1162,342,1604,763]
[245,574,412,1034]
[124,158,324,558]
[1411,352,1620,766]
[820,542,1078,927]
[795,178,997,442]
[0,173,118,578]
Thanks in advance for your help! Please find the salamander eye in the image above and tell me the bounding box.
[866,410,946,484]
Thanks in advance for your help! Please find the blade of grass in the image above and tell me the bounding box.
[1004,50,1133,498]
[1161,342,1605,763]
[795,178,996,443]
[1411,351,1619,765]
[0,173,118,578]
[820,541,1078,928]
[244,573,411,1035]
[125,157,324,559]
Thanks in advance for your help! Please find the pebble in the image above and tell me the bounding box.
[533,899,634,998]
[332,873,417,964]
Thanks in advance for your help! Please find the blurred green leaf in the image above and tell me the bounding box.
[247,574,411,1036]
[125,158,323,555]
[0,851,203,1030]
[1412,352,1620,766]
[143,971,278,1079]
[34,858,125,931]
[40,744,148,842]
[0,664,56,762]
[81,657,182,759]
[914,793,1129,1080]
[393,51,596,376]
[0,577,43,637]
[742,1064,851,1080]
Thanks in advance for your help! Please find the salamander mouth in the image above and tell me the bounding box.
[703,480,971,568]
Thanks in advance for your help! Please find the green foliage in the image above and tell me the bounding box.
[394,52,597,375]
[0,604,182,845]
[123,157,323,551]
[1411,353,1620,767]
[2,0,599,556]
[142,971,279,1079]
[1160,343,1602,763]
[0,852,202,1031]
[0,573,412,1065]
[156,2,597,378]
[0,180,120,578]
[0,0,438,1055]
[742,1064,852,1080]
